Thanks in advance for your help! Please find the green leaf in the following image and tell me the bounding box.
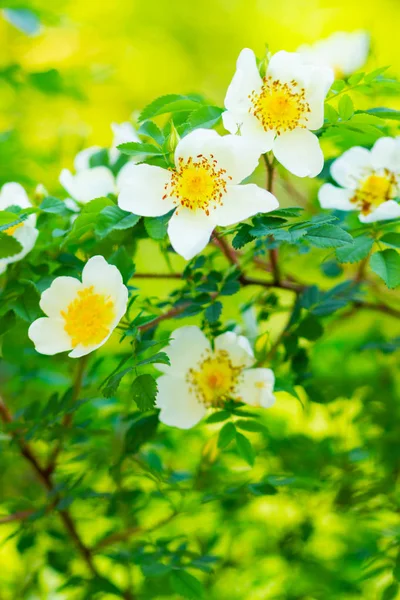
[366,107,400,121]
[12,284,41,322]
[125,413,159,454]
[108,246,136,284]
[95,205,140,237]
[40,196,72,217]
[296,314,324,341]
[0,233,23,258]
[380,232,400,249]
[348,72,365,85]
[235,419,267,434]
[102,366,134,398]
[170,570,204,599]
[139,94,204,121]
[206,410,231,424]
[218,422,236,449]
[370,249,400,289]
[117,141,164,161]
[187,106,224,130]
[324,104,339,123]
[235,431,255,466]
[338,95,354,121]
[0,211,28,232]
[232,224,254,249]
[205,301,222,323]
[3,8,40,35]
[248,482,278,496]
[136,351,170,367]
[144,211,173,240]
[132,374,157,411]
[87,577,123,598]
[66,197,114,243]
[382,583,399,600]
[335,235,373,263]
[138,120,164,145]
[306,225,353,248]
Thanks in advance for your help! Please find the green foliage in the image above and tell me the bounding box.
[370,249,400,288]
[1,27,400,600]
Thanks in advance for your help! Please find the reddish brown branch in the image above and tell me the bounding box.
[46,355,89,475]
[93,512,178,553]
[0,396,98,577]
[0,509,34,525]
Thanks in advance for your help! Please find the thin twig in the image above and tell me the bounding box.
[263,154,281,285]
[93,512,179,553]
[46,354,89,475]
[0,396,98,577]
[0,510,34,525]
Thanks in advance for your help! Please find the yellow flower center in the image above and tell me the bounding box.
[187,349,242,407]
[164,155,230,215]
[4,222,24,236]
[61,286,115,348]
[249,77,310,135]
[351,171,397,215]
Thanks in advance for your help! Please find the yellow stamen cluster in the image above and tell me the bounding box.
[249,77,310,135]
[61,286,115,348]
[164,155,230,215]
[351,170,397,215]
[187,349,242,407]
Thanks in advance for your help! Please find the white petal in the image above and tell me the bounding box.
[110,122,140,165]
[111,122,139,146]
[234,368,275,408]
[273,129,324,178]
[6,225,38,264]
[39,276,82,318]
[60,167,116,203]
[117,163,174,217]
[318,183,355,211]
[0,183,31,210]
[267,51,308,84]
[68,335,112,358]
[222,111,275,154]
[213,184,278,227]
[167,208,215,260]
[224,48,262,114]
[157,325,211,377]
[298,32,369,77]
[370,137,400,173]
[330,147,371,189]
[359,200,400,223]
[156,375,207,429]
[28,318,72,355]
[174,129,220,164]
[74,147,101,172]
[303,66,334,130]
[214,331,254,368]
[82,255,128,318]
[175,129,261,184]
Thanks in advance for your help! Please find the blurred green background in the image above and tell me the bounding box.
[1,0,400,190]
[1,1,400,599]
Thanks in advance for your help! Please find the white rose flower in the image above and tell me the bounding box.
[297,31,370,79]
[60,145,116,204]
[59,122,140,204]
[110,121,140,164]
[156,326,275,429]
[318,137,400,223]
[118,128,278,260]
[28,256,128,358]
[222,48,334,178]
[0,183,39,274]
